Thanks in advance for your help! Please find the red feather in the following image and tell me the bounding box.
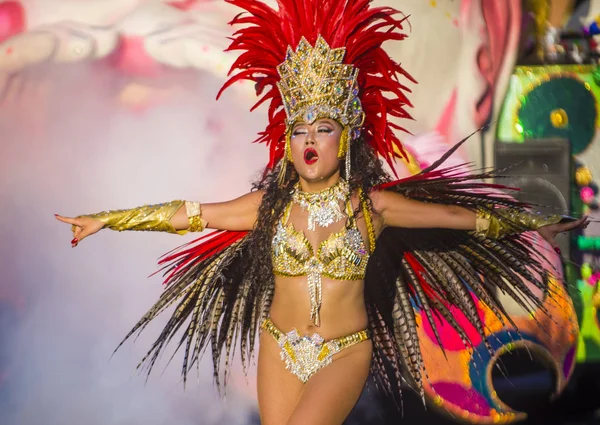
[403,252,443,303]
[218,0,415,172]
[155,230,248,285]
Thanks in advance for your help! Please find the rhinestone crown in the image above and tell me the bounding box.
[277,36,365,133]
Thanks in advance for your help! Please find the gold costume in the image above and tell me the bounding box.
[261,318,369,383]
[475,207,563,239]
[270,181,374,382]
[277,35,365,136]
[78,200,206,234]
[272,185,372,327]
[277,34,367,184]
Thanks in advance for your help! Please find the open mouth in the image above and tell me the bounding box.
[304,148,318,165]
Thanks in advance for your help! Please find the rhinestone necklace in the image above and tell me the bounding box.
[291,179,349,231]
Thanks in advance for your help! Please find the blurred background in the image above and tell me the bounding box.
[1,0,600,424]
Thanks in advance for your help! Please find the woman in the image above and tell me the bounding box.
[55,1,588,424]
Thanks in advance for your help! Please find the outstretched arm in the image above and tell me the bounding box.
[371,189,589,251]
[170,191,263,231]
[55,191,264,247]
[372,190,477,230]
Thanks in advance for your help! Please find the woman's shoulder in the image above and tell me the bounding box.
[365,186,409,212]
[349,188,381,216]
[350,186,383,207]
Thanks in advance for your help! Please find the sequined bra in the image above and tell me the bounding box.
[272,199,370,280]
[272,196,374,326]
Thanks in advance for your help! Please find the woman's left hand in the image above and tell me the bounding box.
[537,216,590,255]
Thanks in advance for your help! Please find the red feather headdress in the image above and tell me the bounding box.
[217,0,416,172]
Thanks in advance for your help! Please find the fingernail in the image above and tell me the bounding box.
[554,247,562,255]
[71,238,78,244]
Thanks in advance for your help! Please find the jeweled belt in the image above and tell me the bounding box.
[261,318,369,383]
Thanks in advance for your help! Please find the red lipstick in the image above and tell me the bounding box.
[304,148,318,165]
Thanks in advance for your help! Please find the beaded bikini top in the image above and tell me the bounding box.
[272,197,372,326]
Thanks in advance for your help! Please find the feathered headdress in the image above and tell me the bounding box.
[217,0,415,172]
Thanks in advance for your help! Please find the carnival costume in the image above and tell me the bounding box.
[79,0,571,404]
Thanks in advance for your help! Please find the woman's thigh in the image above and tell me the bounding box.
[257,332,304,425]
[286,340,373,425]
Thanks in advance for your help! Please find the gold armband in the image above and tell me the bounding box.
[475,207,563,239]
[80,200,206,235]
[184,201,206,232]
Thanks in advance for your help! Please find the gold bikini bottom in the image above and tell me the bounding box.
[261,318,369,383]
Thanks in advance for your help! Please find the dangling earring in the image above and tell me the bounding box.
[277,131,293,186]
[345,137,351,182]
[337,127,349,158]
[337,127,351,181]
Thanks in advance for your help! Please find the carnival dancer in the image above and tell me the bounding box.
[55,1,589,424]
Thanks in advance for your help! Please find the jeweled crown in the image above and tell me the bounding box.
[276,36,364,136]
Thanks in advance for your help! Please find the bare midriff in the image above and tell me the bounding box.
[269,275,368,339]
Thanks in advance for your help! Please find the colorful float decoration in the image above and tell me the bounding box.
[496,64,600,367]
[418,276,577,424]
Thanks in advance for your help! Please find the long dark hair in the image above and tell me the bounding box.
[242,137,391,316]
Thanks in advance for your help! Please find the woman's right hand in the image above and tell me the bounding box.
[54,214,105,247]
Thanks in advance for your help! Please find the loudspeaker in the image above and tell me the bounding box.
[494,139,572,258]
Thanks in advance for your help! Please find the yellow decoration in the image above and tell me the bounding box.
[261,318,368,382]
[185,201,206,232]
[475,207,563,239]
[359,188,377,252]
[277,36,364,132]
[405,150,422,175]
[285,131,293,161]
[576,166,593,186]
[592,290,600,309]
[525,0,550,60]
[79,200,202,235]
[582,263,593,280]
[392,143,421,174]
[515,122,524,134]
[511,66,600,139]
[337,126,349,158]
[550,108,569,128]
